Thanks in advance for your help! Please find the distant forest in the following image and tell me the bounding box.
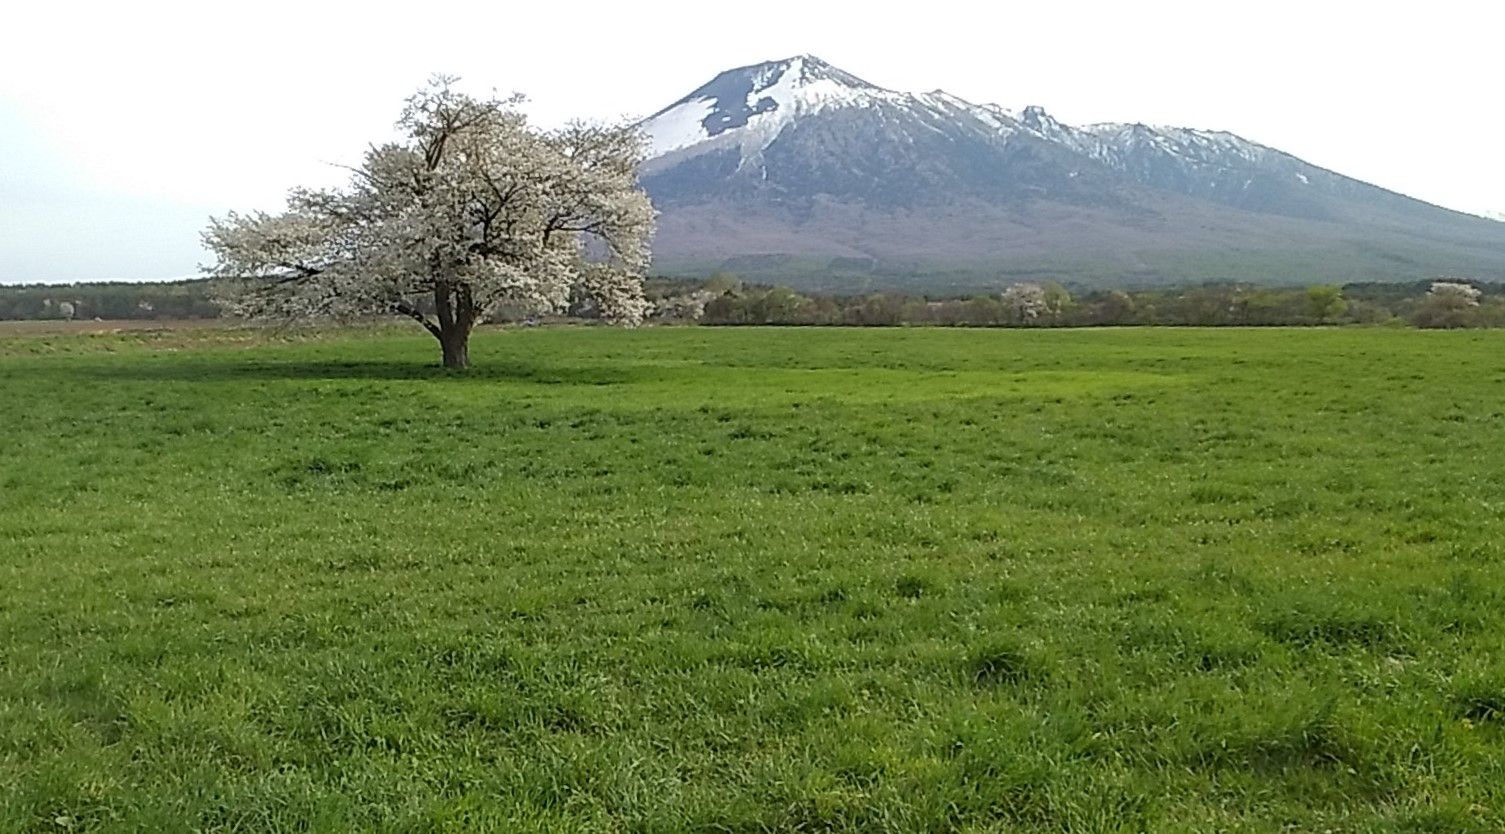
[0,280,219,322]
[3,276,1503,329]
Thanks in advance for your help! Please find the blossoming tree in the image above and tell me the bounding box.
[203,77,655,369]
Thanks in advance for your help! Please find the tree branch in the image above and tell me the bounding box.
[394,301,442,340]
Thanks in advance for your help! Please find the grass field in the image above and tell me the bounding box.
[0,320,238,337]
[3,325,1505,832]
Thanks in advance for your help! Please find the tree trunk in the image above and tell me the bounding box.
[440,326,470,370]
[433,280,475,370]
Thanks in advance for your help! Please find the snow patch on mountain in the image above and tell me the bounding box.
[913,91,1020,136]
[1018,105,1076,143]
[755,58,886,114]
[642,55,909,160]
[643,100,721,158]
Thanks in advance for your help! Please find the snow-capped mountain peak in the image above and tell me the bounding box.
[774,54,881,90]
[1015,105,1081,144]
[1018,105,1055,128]
[642,55,900,159]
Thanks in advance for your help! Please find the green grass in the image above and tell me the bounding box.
[3,325,1505,832]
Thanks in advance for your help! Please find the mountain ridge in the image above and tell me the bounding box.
[637,55,1505,290]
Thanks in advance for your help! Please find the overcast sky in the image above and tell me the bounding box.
[2,0,1501,284]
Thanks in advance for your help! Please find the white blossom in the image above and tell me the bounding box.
[203,76,656,368]
[1428,280,1481,306]
[1000,282,1049,324]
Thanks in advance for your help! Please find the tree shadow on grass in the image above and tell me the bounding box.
[16,358,641,386]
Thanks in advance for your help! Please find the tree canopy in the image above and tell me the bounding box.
[203,77,655,368]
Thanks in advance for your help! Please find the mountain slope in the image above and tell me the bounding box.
[638,56,1505,290]
[642,56,1122,209]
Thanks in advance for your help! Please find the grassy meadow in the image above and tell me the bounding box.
[3,324,1505,832]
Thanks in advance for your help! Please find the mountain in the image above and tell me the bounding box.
[638,55,1505,291]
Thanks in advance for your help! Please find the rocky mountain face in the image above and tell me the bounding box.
[638,56,1505,290]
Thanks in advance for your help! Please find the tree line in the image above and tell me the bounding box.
[0,280,220,321]
[645,276,1505,329]
[6,275,1505,330]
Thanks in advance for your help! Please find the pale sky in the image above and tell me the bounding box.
[2,0,1501,284]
